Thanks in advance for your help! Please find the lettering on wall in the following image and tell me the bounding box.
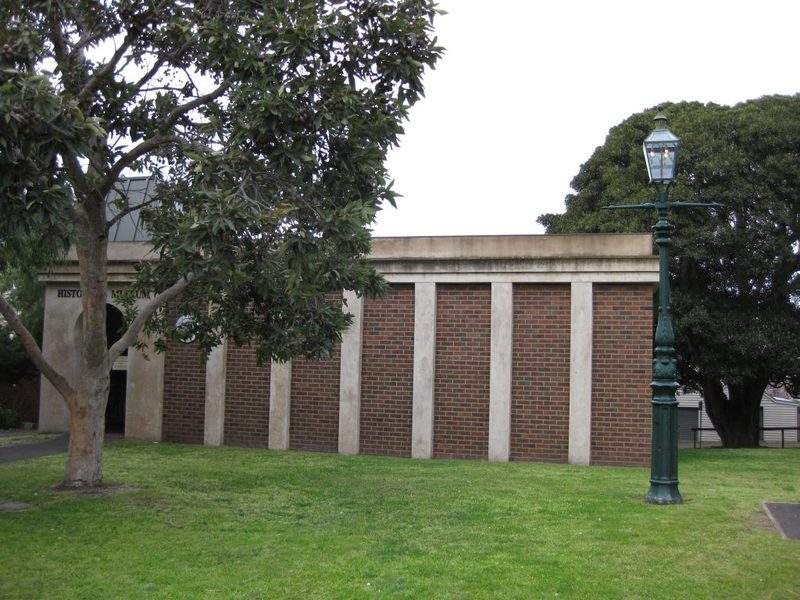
[56,289,148,300]
[57,289,82,298]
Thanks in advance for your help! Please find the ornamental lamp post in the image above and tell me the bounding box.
[643,111,683,504]
[607,108,720,504]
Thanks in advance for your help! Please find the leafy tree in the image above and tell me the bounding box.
[0,0,442,487]
[539,96,800,448]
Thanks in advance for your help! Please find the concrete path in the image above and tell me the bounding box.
[0,433,69,463]
[0,431,124,463]
[764,502,800,541]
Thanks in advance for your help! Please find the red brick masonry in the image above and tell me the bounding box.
[224,344,270,447]
[160,282,653,466]
[591,284,652,467]
[511,284,571,463]
[433,284,492,460]
[359,284,415,457]
[289,346,341,452]
[162,338,206,444]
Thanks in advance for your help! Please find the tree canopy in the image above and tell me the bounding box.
[539,96,800,447]
[0,0,442,486]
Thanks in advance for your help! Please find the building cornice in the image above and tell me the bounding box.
[40,234,658,285]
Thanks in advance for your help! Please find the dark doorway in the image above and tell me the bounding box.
[105,305,127,434]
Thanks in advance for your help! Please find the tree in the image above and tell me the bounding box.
[0,0,442,487]
[539,96,800,448]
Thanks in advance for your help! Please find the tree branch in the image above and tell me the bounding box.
[48,16,70,67]
[60,134,90,200]
[106,194,162,231]
[71,30,109,56]
[107,272,197,365]
[101,133,212,199]
[0,294,77,410]
[78,32,136,103]
[100,77,233,195]
[133,55,168,90]
[133,41,193,91]
[101,134,183,197]
[158,76,235,133]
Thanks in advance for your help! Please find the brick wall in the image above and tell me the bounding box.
[511,284,571,462]
[158,282,653,467]
[224,344,270,447]
[433,284,491,459]
[592,284,652,466]
[359,285,415,457]
[289,345,341,452]
[162,339,206,444]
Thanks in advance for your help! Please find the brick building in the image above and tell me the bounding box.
[39,234,657,467]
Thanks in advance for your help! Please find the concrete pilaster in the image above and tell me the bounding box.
[124,292,165,441]
[268,360,292,450]
[38,285,81,432]
[203,341,228,446]
[338,290,364,456]
[489,282,513,462]
[569,281,593,465]
[125,335,165,441]
[412,282,437,459]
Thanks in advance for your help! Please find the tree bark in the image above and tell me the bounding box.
[66,185,111,488]
[63,388,107,488]
[701,376,766,448]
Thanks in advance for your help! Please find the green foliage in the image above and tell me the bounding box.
[1,444,799,598]
[539,96,800,442]
[0,1,443,361]
[0,329,36,383]
[0,406,21,428]
[0,69,87,273]
[0,267,44,383]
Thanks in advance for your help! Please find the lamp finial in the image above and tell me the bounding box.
[653,106,668,130]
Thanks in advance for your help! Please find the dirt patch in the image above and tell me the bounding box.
[130,496,169,509]
[0,501,32,512]
[49,483,139,497]
[747,509,778,535]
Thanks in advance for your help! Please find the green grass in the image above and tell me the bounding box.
[1,444,798,599]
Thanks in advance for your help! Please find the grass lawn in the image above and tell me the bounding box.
[1,443,798,599]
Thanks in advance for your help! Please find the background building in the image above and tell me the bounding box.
[39,232,659,467]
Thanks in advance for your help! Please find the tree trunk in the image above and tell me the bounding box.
[63,393,106,488]
[67,187,111,488]
[701,376,766,448]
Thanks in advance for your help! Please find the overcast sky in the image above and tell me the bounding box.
[371,0,800,237]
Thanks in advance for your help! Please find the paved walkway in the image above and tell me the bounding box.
[0,432,70,463]
[0,431,122,463]
[764,503,800,541]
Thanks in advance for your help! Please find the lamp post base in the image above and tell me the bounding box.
[645,479,683,505]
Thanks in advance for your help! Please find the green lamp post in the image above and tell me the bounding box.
[608,109,720,504]
[643,112,683,504]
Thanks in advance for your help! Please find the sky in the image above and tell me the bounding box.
[371,0,800,237]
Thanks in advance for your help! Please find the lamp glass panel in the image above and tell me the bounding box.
[645,143,677,182]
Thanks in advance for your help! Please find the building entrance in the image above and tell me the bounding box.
[106,305,127,433]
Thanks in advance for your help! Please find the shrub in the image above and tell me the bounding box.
[0,406,22,429]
